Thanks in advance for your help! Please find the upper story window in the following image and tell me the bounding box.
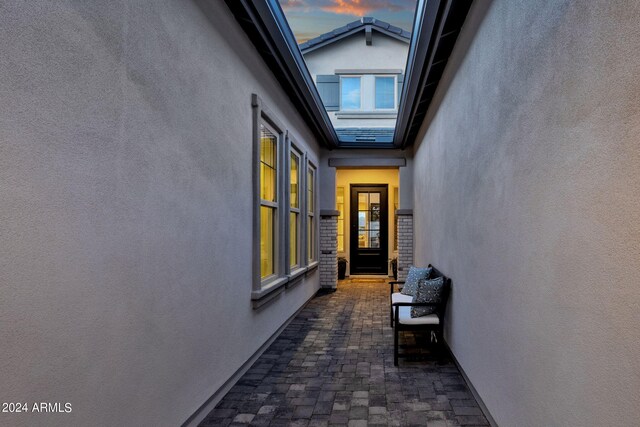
[337,74,398,112]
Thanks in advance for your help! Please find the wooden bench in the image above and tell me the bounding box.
[389,265,451,365]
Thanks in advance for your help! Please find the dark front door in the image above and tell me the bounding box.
[350,185,388,274]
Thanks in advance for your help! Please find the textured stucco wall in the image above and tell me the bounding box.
[412,0,640,425]
[0,1,320,426]
[303,33,409,128]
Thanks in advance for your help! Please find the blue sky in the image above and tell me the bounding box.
[278,0,417,43]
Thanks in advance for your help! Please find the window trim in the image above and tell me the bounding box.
[306,160,318,266]
[252,95,288,300]
[373,74,398,111]
[288,136,304,274]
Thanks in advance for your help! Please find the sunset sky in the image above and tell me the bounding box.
[278,0,418,43]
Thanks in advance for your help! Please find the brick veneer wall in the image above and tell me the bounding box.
[319,211,339,289]
[396,211,413,281]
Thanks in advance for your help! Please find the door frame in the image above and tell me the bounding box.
[349,184,389,275]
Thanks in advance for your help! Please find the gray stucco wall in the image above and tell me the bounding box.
[0,1,320,426]
[412,1,640,425]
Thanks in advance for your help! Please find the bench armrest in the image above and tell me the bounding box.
[389,280,405,295]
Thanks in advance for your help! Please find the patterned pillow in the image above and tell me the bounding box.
[411,276,445,318]
[400,266,432,296]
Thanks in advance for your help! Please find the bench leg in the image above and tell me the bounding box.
[394,324,399,366]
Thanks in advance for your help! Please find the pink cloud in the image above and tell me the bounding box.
[321,0,404,15]
[280,0,415,16]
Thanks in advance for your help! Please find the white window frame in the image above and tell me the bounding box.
[373,74,397,111]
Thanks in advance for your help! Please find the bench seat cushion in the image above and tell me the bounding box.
[391,293,440,325]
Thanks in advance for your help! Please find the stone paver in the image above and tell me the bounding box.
[200,278,489,427]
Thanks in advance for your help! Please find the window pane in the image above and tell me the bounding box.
[375,76,395,109]
[290,153,299,208]
[358,229,368,248]
[370,230,380,248]
[290,212,298,267]
[260,206,274,278]
[307,168,314,213]
[341,77,361,110]
[260,124,277,202]
[308,216,314,261]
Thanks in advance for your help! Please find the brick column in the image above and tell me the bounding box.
[319,210,339,290]
[396,210,413,281]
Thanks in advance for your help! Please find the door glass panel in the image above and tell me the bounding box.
[357,191,382,249]
[369,231,380,248]
[358,230,368,248]
[358,193,368,210]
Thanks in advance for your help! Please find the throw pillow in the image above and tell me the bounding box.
[400,266,432,296]
[411,276,445,318]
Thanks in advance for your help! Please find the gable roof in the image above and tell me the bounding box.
[299,17,411,54]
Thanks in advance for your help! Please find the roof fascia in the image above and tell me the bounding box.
[224,0,339,149]
[394,0,448,148]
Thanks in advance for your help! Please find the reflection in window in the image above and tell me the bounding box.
[260,124,277,278]
[290,151,301,268]
[337,187,345,252]
[307,165,316,262]
[340,76,361,110]
[375,76,395,109]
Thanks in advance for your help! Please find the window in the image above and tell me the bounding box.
[337,187,345,252]
[340,76,361,110]
[307,163,317,263]
[252,94,316,305]
[375,76,395,109]
[259,123,278,279]
[338,74,397,111]
[289,147,302,269]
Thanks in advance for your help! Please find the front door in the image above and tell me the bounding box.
[350,185,388,274]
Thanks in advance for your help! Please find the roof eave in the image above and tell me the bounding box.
[300,26,410,55]
[224,0,339,149]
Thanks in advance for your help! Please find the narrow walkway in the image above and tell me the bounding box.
[200,279,489,427]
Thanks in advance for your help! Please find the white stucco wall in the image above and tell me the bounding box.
[303,33,409,128]
[412,1,640,426]
[0,1,320,426]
